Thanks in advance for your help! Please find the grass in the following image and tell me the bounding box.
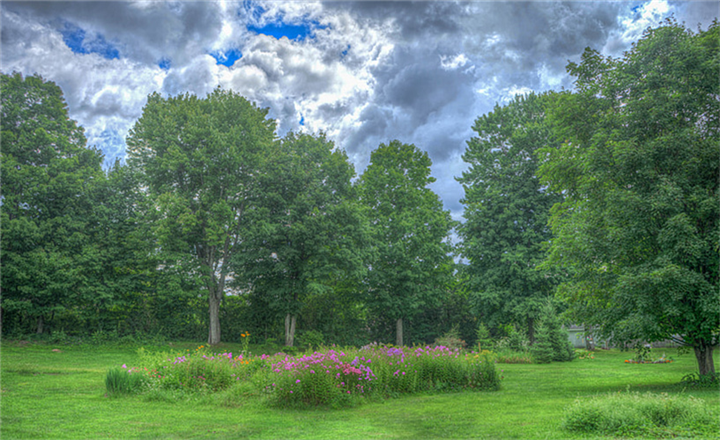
[1,341,718,439]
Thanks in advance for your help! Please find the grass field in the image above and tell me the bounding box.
[1,341,718,439]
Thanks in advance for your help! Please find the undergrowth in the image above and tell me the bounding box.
[561,390,719,438]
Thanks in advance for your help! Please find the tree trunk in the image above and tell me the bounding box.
[396,318,404,347]
[36,315,44,334]
[208,294,221,345]
[285,313,296,347]
[694,343,716,376]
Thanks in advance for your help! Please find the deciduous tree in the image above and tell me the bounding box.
[234,132,368,346]
[358,140,455,346]
[1,73,105,335]
[126,89,277,345]
[457,93,563,341]
[539,21,719,376]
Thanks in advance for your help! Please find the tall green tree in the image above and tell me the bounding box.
[539,21,719,376]
[234,132,368,346]
[358,140,455,346]
[126,89,277,345]
[1,72,106,335]
[457,93,563,341]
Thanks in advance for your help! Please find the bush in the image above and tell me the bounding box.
[475,323,493,351]
[298,330,325,350]
[434,325,466,350]
[562,391,719,438]
[680,372,720,388]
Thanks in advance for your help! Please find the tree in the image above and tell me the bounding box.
[530,299,575,363]
[358,140,455,346]
[539,21,719,376]
[126,89,277,345]
[457,93,562,341]
[1,72,106,335]
[234,132,368,346]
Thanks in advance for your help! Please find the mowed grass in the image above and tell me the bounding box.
[1,341,718,439]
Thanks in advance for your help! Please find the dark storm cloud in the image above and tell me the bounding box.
[2,1,226,66]
[324,1,466,40]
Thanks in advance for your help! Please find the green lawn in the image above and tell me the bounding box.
[1,341,718,439]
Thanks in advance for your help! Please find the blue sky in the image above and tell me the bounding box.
[1,0,717,222]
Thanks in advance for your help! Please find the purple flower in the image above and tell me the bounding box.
[296,379,301,383]
[122,364,127,369]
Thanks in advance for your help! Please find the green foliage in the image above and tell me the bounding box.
[493,350,534,364]
[539,20,720,376]
[358,140,455,346]
[1,72,107,336]
[127,88,278,345]
[105,367,144,395]
[458,92,562,337]
[233,132,368,347]
[562,391,719,438]
[298,330,325,349]
[680,372,720,389]
[530,301,574,363]
[434,325,466,350]
[475,323,493,351]
[530,324,555,364]
[116,344,500,409]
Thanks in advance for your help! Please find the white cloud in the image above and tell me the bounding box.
[2,0,715,213]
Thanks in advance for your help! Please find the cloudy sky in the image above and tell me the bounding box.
[2,0,717,221]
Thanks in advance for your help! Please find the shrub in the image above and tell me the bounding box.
[298,330,325,350]
[562,391,719,438]
[680,372,720,388]
[434,325,466,350]
[475,323,493,351]
[530,301,574,363]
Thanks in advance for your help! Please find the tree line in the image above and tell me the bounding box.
[2,21,717,376]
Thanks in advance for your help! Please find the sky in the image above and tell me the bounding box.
[2,0,717,223]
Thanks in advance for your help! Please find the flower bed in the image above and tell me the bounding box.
[107,343,501,407]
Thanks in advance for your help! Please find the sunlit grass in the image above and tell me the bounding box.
[1,341,717,439]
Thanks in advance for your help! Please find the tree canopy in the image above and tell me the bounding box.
[233,132,368,346]
[1,72,106,334]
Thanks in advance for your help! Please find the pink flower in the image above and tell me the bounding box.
[122,364,127,369]
[296,379,301,383]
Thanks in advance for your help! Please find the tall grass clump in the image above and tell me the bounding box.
[105,367,144,395]
[106,345,260,397]
[562,391,719,438]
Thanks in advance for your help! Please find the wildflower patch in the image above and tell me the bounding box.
[108,343,501,408]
